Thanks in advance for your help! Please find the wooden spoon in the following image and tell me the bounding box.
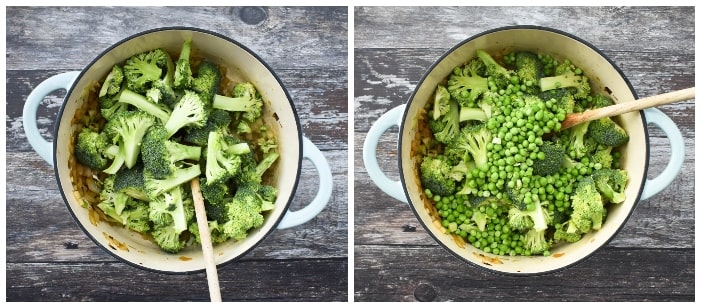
[560,87,695,130]
[191,177,222,302]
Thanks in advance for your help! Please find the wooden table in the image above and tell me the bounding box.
[354,7,694,301]
[6,7,348,301]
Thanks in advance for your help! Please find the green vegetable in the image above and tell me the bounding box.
[72,38,280,254]
[420,49,631,256]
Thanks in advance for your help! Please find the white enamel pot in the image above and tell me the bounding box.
[363,26,685,275]
[23,27,332,274]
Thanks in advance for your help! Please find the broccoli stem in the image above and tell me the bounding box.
[212,94,256,112]
[118,89,171,123]
[459,107,488,122]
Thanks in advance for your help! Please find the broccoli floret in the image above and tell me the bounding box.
[97,175,151,233]
[255,127,279,154]
[100,99,130,121]
[123,48,172,95]
[74,127,118,171]
[173,38,194,90]
[117,88,171,123]
[232,150,279,187]
[566,121,592,159]
[221,186,266,240]
[590,146,614,169]
[523,228,551,255]
[102,110,156,169]
[163,90,209,138]
[148,186,189,231]
[144,164,201,200]
[148,185,196,253]
[507,198,551,232]
[254,183,278,204]
[447,160,470,182]
[507,206,534,231]
[182,109,232,146]
[539,70,591,100]
[205,130,251,184]
[587,117,630,147]
[539,88,575,114]
[254,152,279,181]
[141,124,202,179]
[476,92,498,119]
[452,123,491,170]
[532,141,565,176]
[590,93,614,109]
[432,84,451,120]
[145,48,176,107]
[151,225,187,254]
[192,61,222,105]
[553,220,583,244]
[231,149,272,186]
[476,49,513,89]
[99,65,124,98]
[123,199,152,233]
[570,176,606,233]
[591,168,628,204]
[419,155,457,197]
[188,220,230,245]
[238,182,276,211]
[514,51,543,94]
[102,145,126,175]
[212,82,263,123]
[146,81,177,108]
[114,163,149,201]
[432,100,461,144]
[96,174,130,223]
[199,177,230,208]
[446,59,489,106]
[471,210,488,232]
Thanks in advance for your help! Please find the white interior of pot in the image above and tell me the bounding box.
[55,29,301,273]
[401,28,646,275]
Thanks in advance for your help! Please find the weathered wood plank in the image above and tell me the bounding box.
[7,258,348,302]
[354,245,693,302]
[6,151,348,262]
[354,6,694,52]
[6,69,348,152]
[6,6,347,71]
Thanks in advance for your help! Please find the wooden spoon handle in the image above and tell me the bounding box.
[191,177,222,302]
[560,87,695,130]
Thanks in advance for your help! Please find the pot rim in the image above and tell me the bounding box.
[398,25,649,276]
[52,26,303,274]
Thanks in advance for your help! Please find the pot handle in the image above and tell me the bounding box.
[277,136,333,229]
[640,108,685,200]
[22,71,80,166]
[362,104,408,203]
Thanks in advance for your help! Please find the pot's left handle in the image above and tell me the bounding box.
[277,136,332,229]
[22,71,80,166]
[362,104,407,203]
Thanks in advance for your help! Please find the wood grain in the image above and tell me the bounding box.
[6,6,348,302]
[354,6,694,302]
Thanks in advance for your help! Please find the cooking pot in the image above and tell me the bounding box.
[363,26,685,275]
[22,27,332,274]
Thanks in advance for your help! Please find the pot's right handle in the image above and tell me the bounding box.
[640,108,685,200]
[277,136,333,229]
[362,104,408,203]
[22,71,80,166]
